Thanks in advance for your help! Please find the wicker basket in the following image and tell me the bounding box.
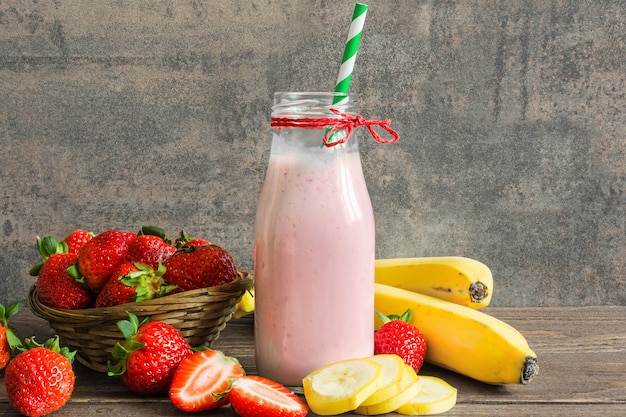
[28,271,254,373]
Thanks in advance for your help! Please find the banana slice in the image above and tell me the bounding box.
[355,366,421,415]
[302,358,383,415]
[396,375,457,415]
[359,354,407,406]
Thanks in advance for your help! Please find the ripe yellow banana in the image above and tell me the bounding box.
[233,288,255,319]
[375,257,493,309]
[374,283,538,385]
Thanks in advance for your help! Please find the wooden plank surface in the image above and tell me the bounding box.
[1,306,625,416]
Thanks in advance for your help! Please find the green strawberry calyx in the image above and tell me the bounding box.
[108,311,148,377]
[29,236,69,276]
[1,302,23,350]
[137,225,173,245]
[174,229,192,247]
[120,263,177,302]
[174,229,211,248]
[375,308,412,324]
[19,335,76,363]
[173,242,222,256]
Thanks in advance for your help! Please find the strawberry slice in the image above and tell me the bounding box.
[169,349,245,412]
[229,375,309,417]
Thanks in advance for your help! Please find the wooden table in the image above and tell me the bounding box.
[1,306,625,416]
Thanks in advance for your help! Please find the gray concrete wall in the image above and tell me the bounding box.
[1,1,624,307]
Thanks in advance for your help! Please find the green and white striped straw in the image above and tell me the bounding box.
[333,3,368,105]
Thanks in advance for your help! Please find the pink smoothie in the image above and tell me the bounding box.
[254,150,375,387]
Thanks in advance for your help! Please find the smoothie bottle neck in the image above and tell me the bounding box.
[272,92,357,118]
[270,92,360,156]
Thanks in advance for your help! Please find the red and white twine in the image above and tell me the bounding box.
[271,108,400,147]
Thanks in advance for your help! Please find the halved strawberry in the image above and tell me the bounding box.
[169,349,245,412]
[229,375,309,417]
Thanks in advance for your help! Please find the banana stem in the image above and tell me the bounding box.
[469,281,489,303]
[521,357,539,384]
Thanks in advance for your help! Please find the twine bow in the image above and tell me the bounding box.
[270,108,400,147]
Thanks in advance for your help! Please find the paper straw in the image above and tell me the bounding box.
[333,3,368,104]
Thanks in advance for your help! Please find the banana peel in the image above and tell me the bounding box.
[233,288,255,319]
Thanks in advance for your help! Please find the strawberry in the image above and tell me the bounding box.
[374,309,427,373]
[1,302,23,370]
[95,262,176,307]
[0,327,10,369]
[29,235,93,309]
[127,227,176,270]
[73,229,137,291]
[4,336,75,417]
[108,312,193,395]
[183,238,211,247]
[169,349,245,412]
[29,235,69,276]
[35,253,93,310]
[163,244,238,291]
[174,229,211,248]
[63,229,94,255]
[229,375,309,417]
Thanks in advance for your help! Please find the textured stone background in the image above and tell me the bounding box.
[1,1,624,306]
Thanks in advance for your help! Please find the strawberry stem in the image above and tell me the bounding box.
[117,263,176,302]
[20,336,76,363]
[30,236,69,276]
[1,302,23,350]
[108,311,149,377]
[138,225,167,239]
[174,229,192,247]
[375,308,412,324]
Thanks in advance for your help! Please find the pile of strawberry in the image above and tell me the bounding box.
[1,303,308,417]
[108,312,308,416]
[7,227,307,416]
[30,226,240,309]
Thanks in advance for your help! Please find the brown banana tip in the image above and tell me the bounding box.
[469,281,489,303]
[521,356,539,384]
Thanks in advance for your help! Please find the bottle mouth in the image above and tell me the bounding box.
[272,92,357,117]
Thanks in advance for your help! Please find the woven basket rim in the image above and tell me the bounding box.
[29,270,254,322]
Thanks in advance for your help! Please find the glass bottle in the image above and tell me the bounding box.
[254,92,375,387]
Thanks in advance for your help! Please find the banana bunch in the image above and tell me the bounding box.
[240,257,538,385]
[375,257,493,309]
[374,257,538,385]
